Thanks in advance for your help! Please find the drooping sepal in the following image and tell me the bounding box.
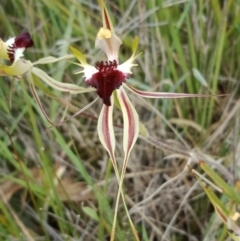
[97,95,118,174]
[116,87,139,163]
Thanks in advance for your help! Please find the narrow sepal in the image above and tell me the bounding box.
[98,0,114,32]
[124,83,215,99]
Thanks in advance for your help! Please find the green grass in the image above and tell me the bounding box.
[0,0,239,240]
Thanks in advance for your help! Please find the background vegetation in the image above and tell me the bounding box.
[0,0,239,240]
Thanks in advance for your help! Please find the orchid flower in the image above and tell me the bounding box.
[69,1,214,239]
[0,32,94,125]
[70,1,210,170]
[0,32,33,76]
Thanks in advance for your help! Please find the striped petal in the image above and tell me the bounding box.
[115,87,139,184]
[117,87,139,157]
[124,83,213,98]
[97,95,118,174]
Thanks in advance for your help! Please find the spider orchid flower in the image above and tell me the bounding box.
[0,32,33,76]
[70,0,211,181]
[70,1,214,239]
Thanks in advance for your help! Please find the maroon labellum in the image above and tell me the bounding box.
[87,60,127,106]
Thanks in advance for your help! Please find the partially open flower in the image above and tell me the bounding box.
[0,32,34,76]
[3,32,34,63]
[0,32,94,126]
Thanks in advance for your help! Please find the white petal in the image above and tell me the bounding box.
[117,60,135,75]
[75,64,98,81]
